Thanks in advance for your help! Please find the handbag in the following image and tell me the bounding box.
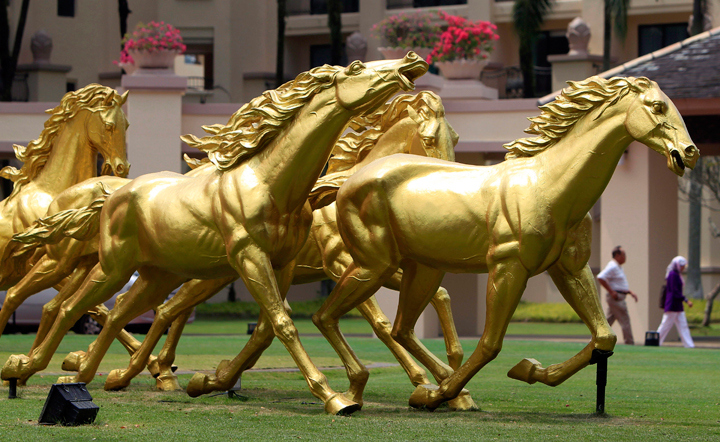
[659,284,667,309]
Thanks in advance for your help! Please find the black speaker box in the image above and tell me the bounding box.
[38,382,99,426]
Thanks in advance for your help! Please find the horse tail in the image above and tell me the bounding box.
[13,183,111,249]
[307,169,354,210]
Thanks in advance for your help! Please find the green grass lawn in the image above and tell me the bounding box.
[0,330,718,440]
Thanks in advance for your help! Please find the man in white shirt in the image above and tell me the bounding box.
[597,246,638,345]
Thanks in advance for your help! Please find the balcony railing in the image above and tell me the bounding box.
[387,0,467,9]
[287,0,359,16]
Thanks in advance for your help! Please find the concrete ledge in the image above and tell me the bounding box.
[122,72,188,91]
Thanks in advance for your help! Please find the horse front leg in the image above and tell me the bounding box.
[230,245,357,415]
[409,258,529,410]
[508,264,616,386]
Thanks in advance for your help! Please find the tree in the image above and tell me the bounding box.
[0,0,30,102]
[327,0,342,65]
[602,0,629,72]
[512,0,553,98]
[276,0,286,87]
[679,157,720,327]
[118,0,131,39]
[685,0,710,300]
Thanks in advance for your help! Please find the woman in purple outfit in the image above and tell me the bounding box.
[657,256,695,348]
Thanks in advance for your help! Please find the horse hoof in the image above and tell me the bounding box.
[61,351,86,372]
[57,375,76,384]
[187,373,210,398]
[2,354,31,380]
[156,373,182,391]
[324,393,361,415]
[507,358,541,384]
[408,384,442,411]
[215,359,232,375]
[447,389,478,411]
[104,369,128,391]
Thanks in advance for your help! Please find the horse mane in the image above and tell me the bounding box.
[308,92,447,210]
[0,84,124,199]
[181,64,343,171]
[504,76,653,160]
[326,91,444,175]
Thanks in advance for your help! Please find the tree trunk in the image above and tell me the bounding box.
[519,39,534,98]
[691,0,705,36]
[118,0,131,39]
[687,157,704,298]
[327,0,342,66]
[602,0,612,72]
[702,281,720,327]
[276,0,286,88]
[0,0,30,102]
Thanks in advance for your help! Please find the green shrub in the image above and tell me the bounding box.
[511,301,582,323]
[196,298,362,320]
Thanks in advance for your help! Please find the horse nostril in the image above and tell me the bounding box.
[685,145,697,156]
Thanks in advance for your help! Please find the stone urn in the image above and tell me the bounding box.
[378,47,433,61]
[435,59,488,80]
[128,50,179,70]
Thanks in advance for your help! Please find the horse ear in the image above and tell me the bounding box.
[120,90,129,105]
[103,93,114,106]
[406,105,423,125]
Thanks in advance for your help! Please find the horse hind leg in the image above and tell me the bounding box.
[313,261,395,407]
[106,277,232,392]
[71,269,185,385]
[410,258,529,411]
[1,261,133,383]
[0,254,68,336]
[508,264,616,387]
[355,295,431,387]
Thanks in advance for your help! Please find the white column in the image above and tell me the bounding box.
[121,72,187,177]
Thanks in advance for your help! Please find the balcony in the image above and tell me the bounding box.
[287,0,359,16]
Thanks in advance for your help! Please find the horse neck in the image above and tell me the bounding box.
[32,114,98,193]
[252,88,352,210]
[537,103,633,223]
[348,117,418,174]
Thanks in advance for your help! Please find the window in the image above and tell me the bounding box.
[58,0,75,17]
[310,44,347,68]
[638,24,689,56]
[534,31,569,96]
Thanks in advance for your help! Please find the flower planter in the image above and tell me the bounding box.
[119,62,137,76]
[435,59,488,80]
[128,49,179,70]
[378,47,433,61]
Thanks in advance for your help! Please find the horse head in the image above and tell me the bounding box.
[625,78,698,176]
[334,52,428,114]
[405,92,458,162]
[86,90,130,177]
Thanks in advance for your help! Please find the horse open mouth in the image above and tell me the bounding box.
[671,149,686,173]
[397,59,429,91]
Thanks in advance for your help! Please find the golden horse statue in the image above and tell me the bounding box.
[1,92,463,395]
[2,54,428,415]
[0,84,129,291]
[93,92,470,410]
[309,76,698,410]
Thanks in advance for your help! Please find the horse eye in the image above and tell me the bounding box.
[652,102,665,114]
[105,123,115,131]
[422,137,434,146]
